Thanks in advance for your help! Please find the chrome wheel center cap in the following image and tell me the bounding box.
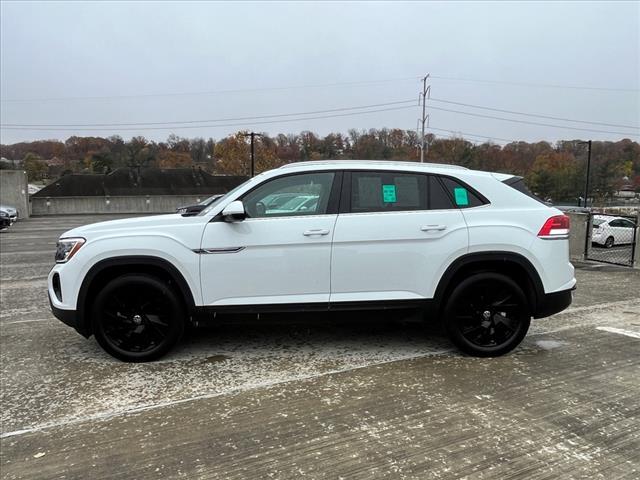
[132,314,142,325]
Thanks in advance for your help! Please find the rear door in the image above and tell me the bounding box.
[330,170,468,304]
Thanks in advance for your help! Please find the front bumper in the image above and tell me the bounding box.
[534,287,574,319]
[48,291,89,337]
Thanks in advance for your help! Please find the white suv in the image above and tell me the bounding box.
[48,161,576,362]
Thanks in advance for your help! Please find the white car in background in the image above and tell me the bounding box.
[592,215,637,248]
[266,195,319,215]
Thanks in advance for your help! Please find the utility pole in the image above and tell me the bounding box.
[578,140,592,207]
[240,132,263,177]
[418,74,431,163]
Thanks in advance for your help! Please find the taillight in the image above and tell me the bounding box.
[538,215,570,239]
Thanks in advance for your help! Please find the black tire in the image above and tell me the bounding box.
[92,274,185,362]
[604,236,614,248]
[443,272,531,357]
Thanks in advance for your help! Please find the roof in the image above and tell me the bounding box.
[32,168,248,197]
[280,160,468,171]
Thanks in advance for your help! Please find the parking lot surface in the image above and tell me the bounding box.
[1,215,639,479]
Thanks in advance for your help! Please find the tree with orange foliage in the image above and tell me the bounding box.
[214,132,283,176]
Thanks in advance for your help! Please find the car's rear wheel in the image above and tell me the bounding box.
[443,272,531,357]
[92,274,185,362]
[604,236,614,248]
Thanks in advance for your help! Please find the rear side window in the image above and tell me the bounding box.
[502,176,545,204]
[439,177,487,208]
[350,171,427,213]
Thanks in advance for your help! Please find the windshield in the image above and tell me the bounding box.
[502,176,545,204]
[593,219,606,226]
[199,194,222,206]
[198,177,254,216]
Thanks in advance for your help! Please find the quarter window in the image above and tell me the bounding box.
[242,172,335,218]
[439,177,486,208]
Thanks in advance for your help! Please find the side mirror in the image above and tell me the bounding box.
[221,200,246,222]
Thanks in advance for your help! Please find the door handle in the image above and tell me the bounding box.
[421,225,447,232]
[303,229,330,236]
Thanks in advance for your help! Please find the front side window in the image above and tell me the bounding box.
[350,171,427,213]
[242,172,335,218]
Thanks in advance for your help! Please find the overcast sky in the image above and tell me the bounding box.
[1,1,638,146]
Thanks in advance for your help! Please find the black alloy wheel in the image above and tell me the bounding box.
[443,272,531,357]
[93,274,184,362]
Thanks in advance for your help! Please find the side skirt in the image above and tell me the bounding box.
[194,299,436,320]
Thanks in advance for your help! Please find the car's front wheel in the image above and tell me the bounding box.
[443,272,531,357]
[92,274,185,362]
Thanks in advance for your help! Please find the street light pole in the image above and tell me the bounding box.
[578,140,592,208]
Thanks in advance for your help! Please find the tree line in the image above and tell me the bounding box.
[1,129,639,204]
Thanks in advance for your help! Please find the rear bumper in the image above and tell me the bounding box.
[534,287,574,319]
[48,292,90,337]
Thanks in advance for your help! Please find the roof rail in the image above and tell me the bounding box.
[279,160,468,170]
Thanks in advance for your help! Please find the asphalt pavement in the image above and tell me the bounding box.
[1,215,639,479]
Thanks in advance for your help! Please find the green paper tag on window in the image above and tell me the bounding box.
[454,187,469,206]
[382,184,397,203]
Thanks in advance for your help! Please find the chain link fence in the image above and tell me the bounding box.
[585,212,638,266]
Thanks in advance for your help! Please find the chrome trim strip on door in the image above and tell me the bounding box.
[193,247,246,254]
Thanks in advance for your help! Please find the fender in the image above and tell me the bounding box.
[432,251,545,312]
[76,255,197,336]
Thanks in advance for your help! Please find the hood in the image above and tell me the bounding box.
[0,205,17,213]
[60,213,198,239]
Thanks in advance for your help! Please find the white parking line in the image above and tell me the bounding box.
[596,327,640,339]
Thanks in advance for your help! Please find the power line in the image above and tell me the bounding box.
[429,131,508,147]
[0,76,421,103]
[0,105,416,132]
[427,105,640,137]
[430,98,639,130]
[0,99,417,127]
[426,126,516,144]
[2,73,636,104]
[430,75,640,93]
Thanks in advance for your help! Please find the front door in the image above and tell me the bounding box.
[200,171,339,307]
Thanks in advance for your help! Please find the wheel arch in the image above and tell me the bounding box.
[433,252,545,316]
[76,255,197,337]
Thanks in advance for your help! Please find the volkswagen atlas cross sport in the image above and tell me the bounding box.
[48,161,575,362]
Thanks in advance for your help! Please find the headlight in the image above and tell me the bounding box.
[55,237,86,263]
[0,211,8,218]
